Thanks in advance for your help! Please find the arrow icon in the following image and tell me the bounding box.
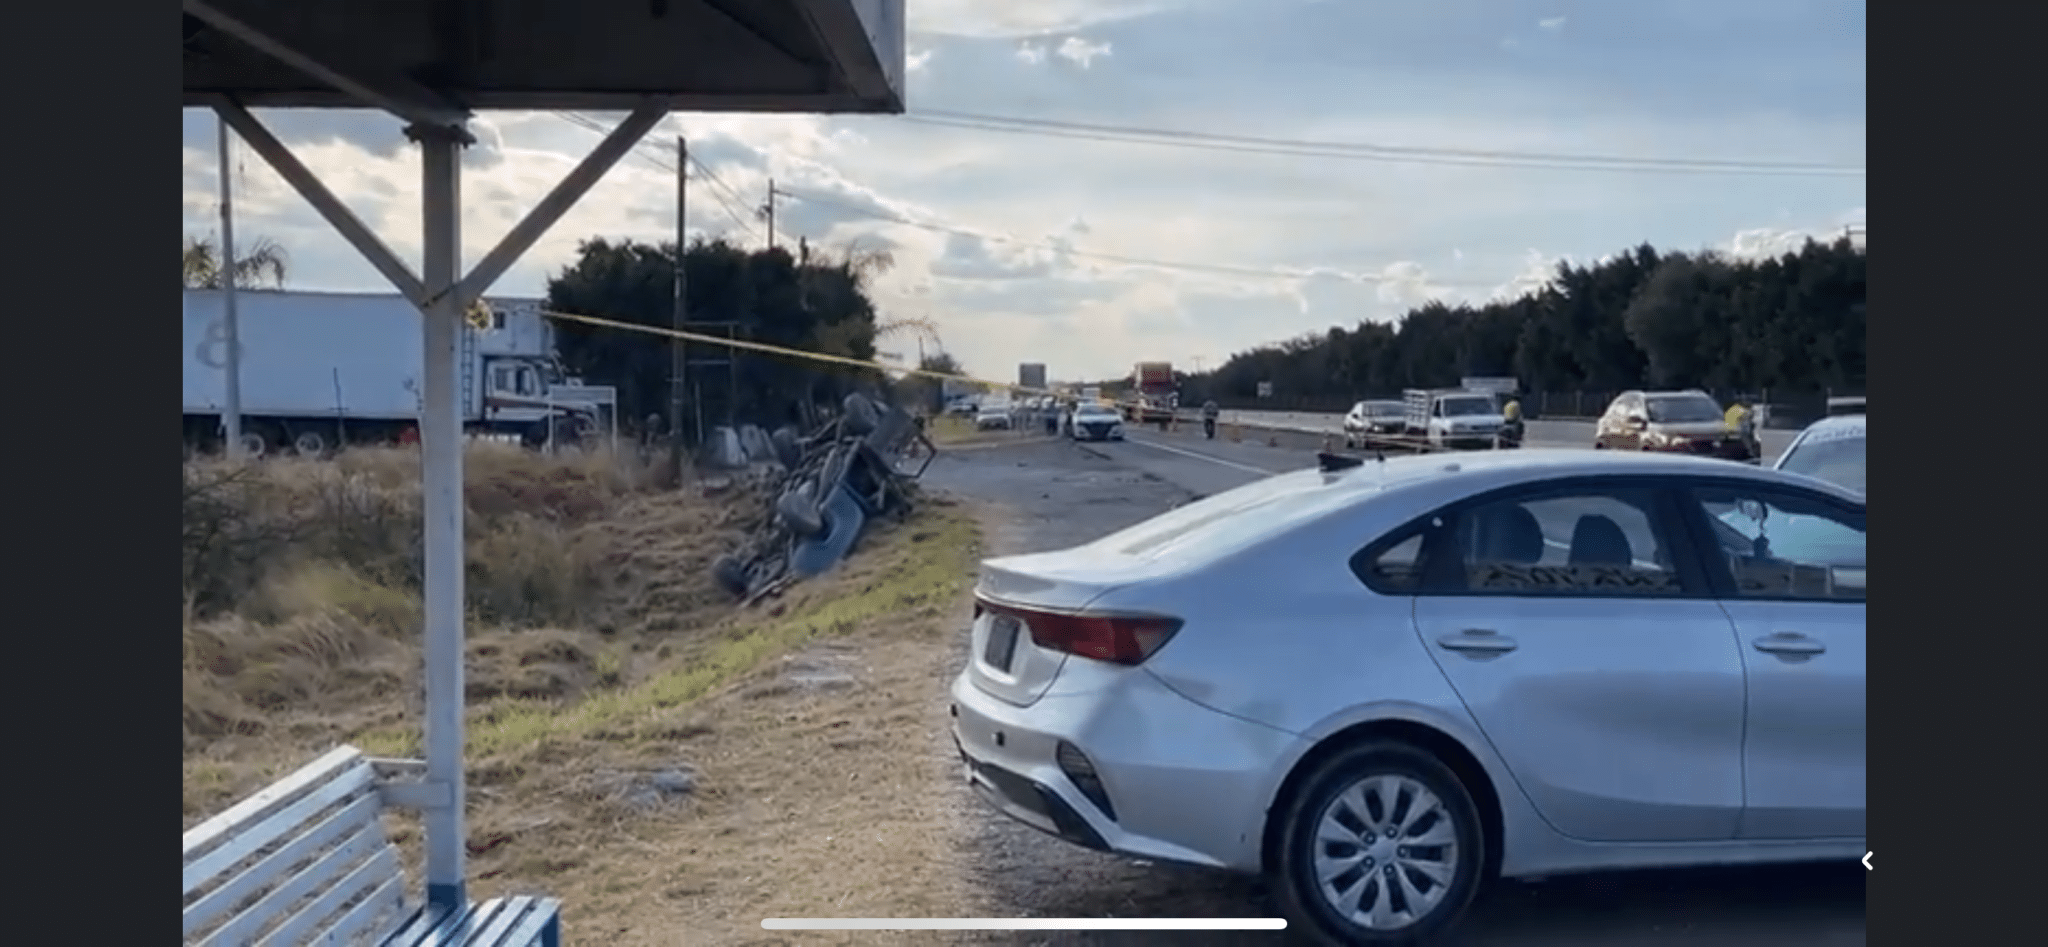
[1862,851,1872,870]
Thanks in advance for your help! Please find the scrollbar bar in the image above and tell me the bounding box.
[762,918,1288,931]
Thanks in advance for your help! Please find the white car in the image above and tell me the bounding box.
[1067,403,1125,441]
[975,402,1014,430]
[1774,413,1864,494]
[951,449,1865,945]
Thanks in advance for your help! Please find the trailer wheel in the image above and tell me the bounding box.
[292,430,328,456]
[237,431,269,459]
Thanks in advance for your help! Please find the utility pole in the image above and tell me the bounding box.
[669,136,689,486]
[217,115,245,458]
[763,179,777,250]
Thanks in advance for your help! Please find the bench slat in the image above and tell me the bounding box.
[469,899,528,947]
[478,898,560,947]
[185,759,377,895]
[385,903,464,945]
[201,823,389,947]
[185,746,369,860]
[259,847,401,947]
[317,873,406,946]
[184,792,384,937]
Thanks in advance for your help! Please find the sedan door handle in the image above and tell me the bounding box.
[1438,629,1518,656]
[1753,632,1826,656]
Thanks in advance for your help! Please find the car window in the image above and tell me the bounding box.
[1646,395,1723,423]
[1689,485,1864,602]
[1776,432,1865,494]
[1438,487,1686,596]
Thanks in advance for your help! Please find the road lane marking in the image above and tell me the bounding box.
[1120,435,1289,475]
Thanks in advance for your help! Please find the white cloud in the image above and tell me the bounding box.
[1540,16,1568,32]
[1374,261,1444,307]
[1056,36,1114,68]
[179,2,1864,383]
[906,47,934,73]
[911,0,1169,39]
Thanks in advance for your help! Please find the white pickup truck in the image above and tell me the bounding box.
[1403,387,1508,450]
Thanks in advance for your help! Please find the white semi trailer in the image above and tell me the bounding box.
[182,289,614,456]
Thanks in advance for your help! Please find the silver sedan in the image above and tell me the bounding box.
[950,449,1865,945]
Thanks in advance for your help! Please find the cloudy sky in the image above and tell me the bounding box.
[180,0,1865,384]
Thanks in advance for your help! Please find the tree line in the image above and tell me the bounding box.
[546,236,911,439]
[1188,237,1866,414]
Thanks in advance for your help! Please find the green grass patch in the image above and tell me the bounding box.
[354,508,980,759]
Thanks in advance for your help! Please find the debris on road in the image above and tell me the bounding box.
[709,394,936,604]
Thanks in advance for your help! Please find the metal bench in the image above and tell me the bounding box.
[182,744,561,947]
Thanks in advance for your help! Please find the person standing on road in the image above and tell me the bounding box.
[1498,397,1524,448]
[1202,399,1221,439]
[1725,399,1758,458]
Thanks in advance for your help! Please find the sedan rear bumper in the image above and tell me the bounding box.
[949,663,1300,873]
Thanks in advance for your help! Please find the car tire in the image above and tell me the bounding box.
[1271,740,1487,947]
[775,482,826,538]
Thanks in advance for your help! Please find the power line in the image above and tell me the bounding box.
[902,110,1865,177]
[552,112,765,243]
[773,186,1499,288]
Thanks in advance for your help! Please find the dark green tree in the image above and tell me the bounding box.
[545,236,886,439]
[1188,237,1865,414]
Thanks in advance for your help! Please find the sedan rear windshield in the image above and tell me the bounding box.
[1647,396,1724,423]
[1101,477,1367,561]
[1778,435,1865,494]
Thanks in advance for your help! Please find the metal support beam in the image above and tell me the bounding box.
[412,121,469,915]
[183,0,473,137]
[214,100,429,305]
[441,100,666,307]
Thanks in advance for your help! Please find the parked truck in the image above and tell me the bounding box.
[1124,362,1179,426]
[1403,387,1509,450]
[182,289,615,457]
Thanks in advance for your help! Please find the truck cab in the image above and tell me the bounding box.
[477,357,603,444]
[1404,388,1508,450]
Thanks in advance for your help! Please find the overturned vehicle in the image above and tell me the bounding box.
[711,393,935,602]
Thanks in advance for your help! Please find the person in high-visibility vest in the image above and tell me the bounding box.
[1498,398,1524,448]
[1725,400,1758,459]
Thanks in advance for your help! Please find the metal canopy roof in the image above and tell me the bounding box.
[183,0,905,117]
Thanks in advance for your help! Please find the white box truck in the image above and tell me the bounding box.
[182,289,614,456]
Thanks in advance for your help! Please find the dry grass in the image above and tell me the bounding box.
[181,441,993,944]
[184,443,746,819]
[925,414,1044,448]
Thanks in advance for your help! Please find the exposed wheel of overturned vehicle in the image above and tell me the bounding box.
[711,553,752,598]
[776,481,826,538]
[1271,740,1487,946]
[843,392,880,437]
[770,426,804,469]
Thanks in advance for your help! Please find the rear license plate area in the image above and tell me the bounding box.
[983,614,1022,671]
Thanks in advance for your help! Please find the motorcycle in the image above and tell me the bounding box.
[1203,416,1217,439]
[1494,419,1524,449]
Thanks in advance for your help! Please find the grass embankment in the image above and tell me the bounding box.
[180,443,983,907]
